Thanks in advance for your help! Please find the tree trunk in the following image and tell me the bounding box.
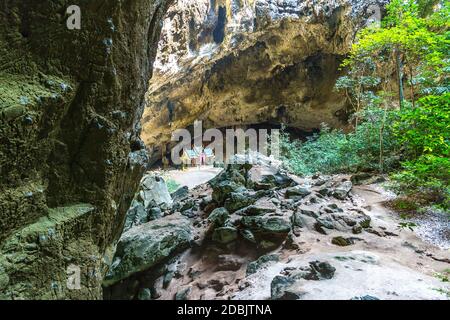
[409,65,416,108]
[395,48,405,109]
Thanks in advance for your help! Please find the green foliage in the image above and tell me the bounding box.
[166,179,181,194]
[390,94,450,208]
[281,108,401,176]
[282,2,449,210]
[395,94,449,158]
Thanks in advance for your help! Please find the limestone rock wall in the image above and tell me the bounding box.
[0,0,172,299]
[142,0,387,164]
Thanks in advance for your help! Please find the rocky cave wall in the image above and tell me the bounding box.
[0,0,172,299]
[142,0,387,164]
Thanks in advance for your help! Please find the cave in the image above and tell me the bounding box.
[0,0,375,300]
[1,0,448,302]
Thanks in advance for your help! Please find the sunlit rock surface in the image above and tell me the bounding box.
[0,0,172,299]
[142,0,387,164]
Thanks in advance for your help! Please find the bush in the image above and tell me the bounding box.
[166,179,181,194]
[281,107,401,176]
[391,155,450,209]
[390,94,450,209]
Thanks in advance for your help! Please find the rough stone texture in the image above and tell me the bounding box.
[0,0,172,299]
[124,174,173,232]
[103,214,192,287]
[141,0,387,163]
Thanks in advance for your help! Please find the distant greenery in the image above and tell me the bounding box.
[281,107,401,175]
[166,179,181,194]
[281,0,449,210]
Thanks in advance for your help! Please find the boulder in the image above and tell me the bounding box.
[140,174,173,208]
[306,261,336,280]
[332,236,354,246]
[332,181,353,200]
[270,276,296,300]
[285,185,311,199]
[255,172,294,190]
[208,207,230,227]
[351,295,380,300]
[224,192,256,213]
[124,174,173,231]
[246,254,280,275]
[171,186,189,202]
[137,288,152,300]
[103,214,192,286]
[212,180,243,205]
[175,287,191,300]
[234,204,276,216]
[241,216,291,236]
[212,227,238,244]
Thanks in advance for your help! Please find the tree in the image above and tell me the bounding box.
[344,0,449,108]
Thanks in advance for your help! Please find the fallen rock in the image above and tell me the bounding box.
[351,295,380,300]
[270,276,296,300]
[332,236,354,246]
[246,254,280,275]
[104,214,192,286]
[124,174,173,231]
[137,288,152,300]
[307,261,336,280]
[241,216,291,238]
[208,207,230,227]
[171,186,189,202]
[175,287,191,300]
[285,185,311,199]
[212,227,238,244]
[140,174,173,208]
[257,173,295,190]
[224,192,256,213]
[234,204,276,216]
[212,180,244,205]
[332,181,353,200]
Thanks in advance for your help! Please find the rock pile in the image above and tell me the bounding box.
[103,158,380,300]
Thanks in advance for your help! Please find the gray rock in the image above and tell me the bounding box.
[351,295,380,300]
[332,236,354,246]
[300,208,319,218]
[175,287,191,300]
[137,288,152,300]
[258,173,294,189]
[235,204,276,216]
[212,180,243,205]
[308,261,336,280]
[104,214,192,286]
[332,181,353,200]
[212,227,238,244]
[140,174,173,208]
[241,216,291,236]
[124,174,173,231]
[208,207,230,227]
[148,207,162,220]
[171,186,189,202]
[270,275,296,300]
[240,229,257,243]
[285,185,311,199]
[247,254,280,275]
[123,200,147,232]
[224,192,256,213]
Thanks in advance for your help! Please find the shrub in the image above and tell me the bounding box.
[281,108,401,176]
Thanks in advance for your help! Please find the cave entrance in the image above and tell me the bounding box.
[150,122,317,170]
